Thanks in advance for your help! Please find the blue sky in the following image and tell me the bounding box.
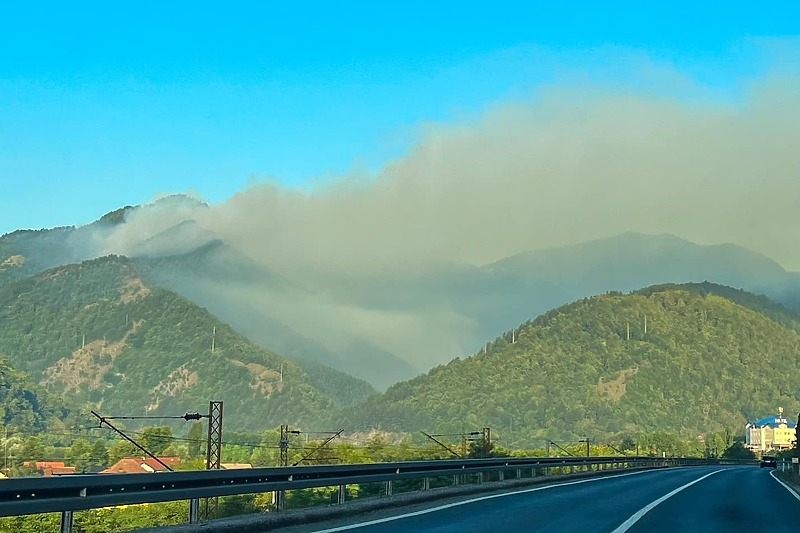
[0,1,797,235]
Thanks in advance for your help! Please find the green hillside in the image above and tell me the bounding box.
[635,282,800,335]
[331,285,800,445]
[0,215,388,394]
[0,256,337,430]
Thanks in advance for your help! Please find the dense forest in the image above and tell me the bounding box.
[0,256,362,430]
[330,284,800,446]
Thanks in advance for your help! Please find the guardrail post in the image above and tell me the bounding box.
[453,474,459,486]
[478,472,483,484]
[423,477,430,490]
[531,467,536,478]
[60,511,73,533]
[385,480,393,496]
[189,498,200,523]
[338,484,347,505]
[276,490,286,512]
[499,470,504,482]
[516,468,522,479]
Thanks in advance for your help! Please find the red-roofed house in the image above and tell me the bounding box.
[101,457,181,474]
[22,461,78,476]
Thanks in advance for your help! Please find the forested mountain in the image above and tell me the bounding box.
[330,284,800,446]
[0,256,368,430]
[0,204,411,389]
[444,232,800,344]
[3,200,800,391]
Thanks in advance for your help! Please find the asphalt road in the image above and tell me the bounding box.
[279,467,800,533]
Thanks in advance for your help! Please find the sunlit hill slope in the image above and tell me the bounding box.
[330,283,800,446]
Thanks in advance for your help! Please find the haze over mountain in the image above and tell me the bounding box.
[329,283,800,446]
[2,199,799,388]
[0,256,373,429]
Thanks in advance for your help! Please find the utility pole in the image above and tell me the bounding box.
[796,412,800,475]
[626,322,630,340]
[211,326,216,354]
[205,401,223,470]
[204,401,223,520]
[644,315,647,334]
[580,437,590,457]
[482,427,491,458]
[276,424,290,512]
[3,427,7,475]
[279,425,290,467]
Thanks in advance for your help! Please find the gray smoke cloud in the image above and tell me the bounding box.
[88,74,800,383]
[203,77,800,275]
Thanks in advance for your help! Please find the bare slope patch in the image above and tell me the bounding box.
[148,365,200,412]
[42,321,143,393]
[233,361,284,397]
[0,255,25,272]
[596,368,638,402]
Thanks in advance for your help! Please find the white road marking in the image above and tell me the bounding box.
[609,469,723,533]
[309,468,686,532]
[769,470,800,502]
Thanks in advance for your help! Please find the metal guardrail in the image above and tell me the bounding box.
[1,456,717,520]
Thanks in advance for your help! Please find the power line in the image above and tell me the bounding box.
[91,411,173,472]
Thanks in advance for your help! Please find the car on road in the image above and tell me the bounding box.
[760,456,777,468]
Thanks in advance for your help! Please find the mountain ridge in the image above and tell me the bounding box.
[2,202,799,388]
[328,283,800,445]
[0,256,371,429]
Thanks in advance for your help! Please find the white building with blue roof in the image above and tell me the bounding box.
[745,408,797,452]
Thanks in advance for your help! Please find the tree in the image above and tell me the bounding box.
[108,440,139,463]
[91,440,109,468]
[187,422,203,459]
[20,436,45,462]
[619,435,637,453]
[721,442,756,461]
[140,427,174,455]
[66,439,93,473]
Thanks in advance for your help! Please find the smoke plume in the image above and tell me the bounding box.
[88,74,800,383]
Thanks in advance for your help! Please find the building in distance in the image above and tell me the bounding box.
[745,408,797,452]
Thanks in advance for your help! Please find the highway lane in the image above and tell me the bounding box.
[277,466,800,533]
[626,467,800,532]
